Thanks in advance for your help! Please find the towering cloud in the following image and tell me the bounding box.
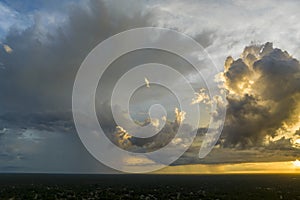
[221,42,300,149]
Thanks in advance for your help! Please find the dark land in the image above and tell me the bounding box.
[0,174,299,199]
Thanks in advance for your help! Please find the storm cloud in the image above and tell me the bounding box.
[0,0,153,172]
[221,42,300,149]
[1,0,300,171]
[0,0,151,114]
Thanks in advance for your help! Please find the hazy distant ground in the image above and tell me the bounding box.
[0,174,299,200]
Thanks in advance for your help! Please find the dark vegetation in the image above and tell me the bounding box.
[0,174,299,200]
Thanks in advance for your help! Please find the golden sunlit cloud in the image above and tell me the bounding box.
[191,88,211,105]
[174,108,186,124]
[114,125,132,148]
[221,42,300,150]
[151,118,160,128]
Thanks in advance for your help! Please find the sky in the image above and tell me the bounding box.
[0,0,300,173]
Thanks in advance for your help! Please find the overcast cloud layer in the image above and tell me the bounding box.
[0,0,300,172]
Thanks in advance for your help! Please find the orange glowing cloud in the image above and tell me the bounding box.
[155,161,300,174]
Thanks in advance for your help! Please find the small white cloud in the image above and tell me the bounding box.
[144,77,150,88]
[175,107,186,124]
[3,44,13,53]
[0,128,7,134]
[17,129,42,142]
[151,118,160,128]
[191,88,211,105]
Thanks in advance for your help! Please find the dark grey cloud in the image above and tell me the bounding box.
[0,0,153,172]
[0,111,74,132]
[0,127,113,173]
[221,42,300,149]
[1,0,300,171]
[0,0,152,114]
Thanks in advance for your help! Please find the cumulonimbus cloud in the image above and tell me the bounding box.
[221,42,300,149]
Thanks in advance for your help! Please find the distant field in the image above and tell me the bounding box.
[0,174,299,199]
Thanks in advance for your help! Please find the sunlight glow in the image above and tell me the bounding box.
[292,159,300,167]
[295,139,300,144]
[155,161,300,174]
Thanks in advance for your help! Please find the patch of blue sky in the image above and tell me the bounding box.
[0,1,33,39]
[0,0,80,39]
